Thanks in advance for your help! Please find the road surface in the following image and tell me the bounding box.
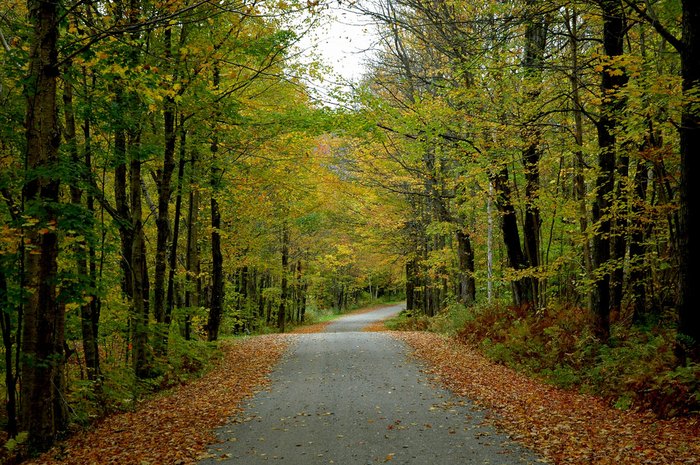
[199,303,543,464]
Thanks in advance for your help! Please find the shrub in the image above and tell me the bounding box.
[450,302,699,418]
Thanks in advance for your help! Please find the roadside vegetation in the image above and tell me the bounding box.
[385,301,700,420]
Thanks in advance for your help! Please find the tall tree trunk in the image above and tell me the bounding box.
[630,157,651,324]
[566,7,594,311]
[130,133,151,378]
[63,75,100,381]
[114,115,133,299]
[207,66,224,342]
[166,119,187,327]
[153,25,177,350]
[592,0,628,342]
[521,2,547,309]
[677,0,700,357]
[20,0,65,450]
[278,225,289,332]
[184,161,200,341]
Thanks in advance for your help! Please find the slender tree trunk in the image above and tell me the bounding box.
[64,76,101,381]
[20,0,65,450]
[295,261,304,323]
[207,67,224,342]
[184,151,199,341]
[278,225,289,332]
[521,3,547,309]
[490,166,532,307]
[153,25,177,349]
[1,267,18,437]
[114,113,133,298]
[166,119,187,327]
[566,7,594,311]
[630,158,651,323]
[592,0,628,342]
[130,132,151,378]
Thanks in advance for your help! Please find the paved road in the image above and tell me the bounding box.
[199,304,543,464]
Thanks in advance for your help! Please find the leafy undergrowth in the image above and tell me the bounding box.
[393,331,700,465]
[20,334,291,465]
[388,304,700,419]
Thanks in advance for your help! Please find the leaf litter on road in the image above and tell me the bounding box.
[392,331,700,465]
[23,334,291,465]
[19,308,700,465]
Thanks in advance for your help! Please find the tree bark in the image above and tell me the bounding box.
[207,66,224,342]
[677,0,700,357]
[20,0,65,450]
[490,165,533,308]
[166,119,187,327]
[153,25,177,348]
[277,225,289,332]
[592,0,628,342]
[64,74,100,381]
[521,2,547,309]
[184,157,200,340]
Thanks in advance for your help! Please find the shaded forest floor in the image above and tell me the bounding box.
[14,306,700,465]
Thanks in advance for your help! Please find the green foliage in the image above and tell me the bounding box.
[3,431,28,453]
[438,302,700,418]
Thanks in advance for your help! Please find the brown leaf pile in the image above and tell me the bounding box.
[290,320,333,333]
[393,331,700,465]
[23,334,291,465]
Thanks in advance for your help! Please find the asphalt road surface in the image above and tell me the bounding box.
[199,304,543,465]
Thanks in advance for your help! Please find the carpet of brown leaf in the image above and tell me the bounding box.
[392,331,700,465]
[22,335,291,465]
[16,311,700,465]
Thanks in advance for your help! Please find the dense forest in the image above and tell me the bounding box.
[0,0,698,458]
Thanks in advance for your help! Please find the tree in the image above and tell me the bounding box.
[20,0,66,451]
[623,0,700,356]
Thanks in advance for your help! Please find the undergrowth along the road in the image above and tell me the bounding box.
[10,335,291,465]
[384,301,700,420]
[394,331,700,465]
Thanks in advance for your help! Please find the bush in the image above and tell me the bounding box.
[451,302,699,418]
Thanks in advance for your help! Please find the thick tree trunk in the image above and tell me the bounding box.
[677,0,700,357]
[20,0,65,450]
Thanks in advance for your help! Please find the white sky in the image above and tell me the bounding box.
[291,4,377,103]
